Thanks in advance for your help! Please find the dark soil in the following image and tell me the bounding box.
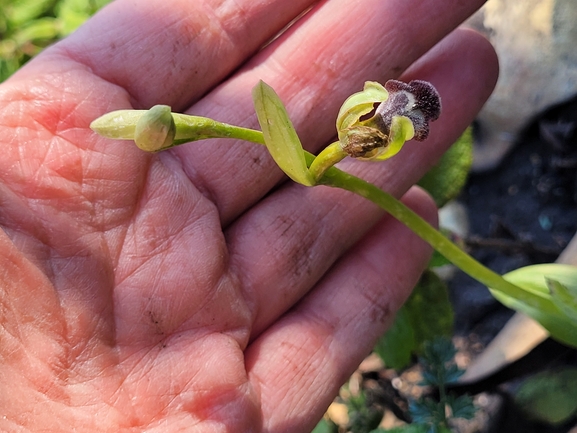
[447,95,577,432]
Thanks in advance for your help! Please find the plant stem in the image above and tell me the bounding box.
[163,121,538,307]
[171,114,266,146]
[308,141,347,182]
[318,168,546,309]
[438,380,448,428]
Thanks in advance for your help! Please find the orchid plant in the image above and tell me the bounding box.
[91,80,577,349]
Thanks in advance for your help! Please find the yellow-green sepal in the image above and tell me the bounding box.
[336,81,389,136]
[252,80,315,187]
[134,105,176,151]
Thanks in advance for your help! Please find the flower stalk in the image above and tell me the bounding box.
[89,80,546,317]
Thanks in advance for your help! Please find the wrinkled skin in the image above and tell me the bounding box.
[0,0,497,431]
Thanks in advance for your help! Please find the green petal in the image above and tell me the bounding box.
[252,80,315,186]
[336,81,388,136]
[370,115,414,160]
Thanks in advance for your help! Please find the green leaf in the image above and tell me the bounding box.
[374,306,415,369]
[418,127,473,207]
[57,7,90,36]
[345,389,384,433]
[6,0,54,26]
[447,395,476,420]
[419,337,461,386]
[375,271,453,369]
[0,57,21,83]
[311,418,337,433]
[493,264,577,347]
[252,80,315,186]
[427,250,451,268]
[405,272,454,352]
[515,368,577,425]
[12,18,60,45]
[546,278,577,325]
[409,399,442,425]
[443,365,465,384]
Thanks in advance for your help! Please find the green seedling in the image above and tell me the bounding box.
[348,338,475,433]
[90,79,577,348]
[405,338,476,433]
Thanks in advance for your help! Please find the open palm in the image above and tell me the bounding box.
[0,0,497,431]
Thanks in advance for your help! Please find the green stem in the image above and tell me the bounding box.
[119,115,539,308]
[317,167,546,310]
[437,372,448,428]
[308,141,347,182]
[172,113,265,146]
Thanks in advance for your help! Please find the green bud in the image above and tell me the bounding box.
[89,109,144,139]
[134,105,176,152]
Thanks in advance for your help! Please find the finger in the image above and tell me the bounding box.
[173,0,487,224]
[30,0,317,109]
[245,187,437,433]
[227,28,498,336]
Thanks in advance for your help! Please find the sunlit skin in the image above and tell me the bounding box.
[0,0,497,431]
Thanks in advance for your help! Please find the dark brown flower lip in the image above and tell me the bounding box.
[374,79,441,141]
[384,80,441,121]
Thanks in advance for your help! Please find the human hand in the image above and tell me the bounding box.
[0,0,497,431]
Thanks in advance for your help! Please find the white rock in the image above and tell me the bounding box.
[465,0,577,171]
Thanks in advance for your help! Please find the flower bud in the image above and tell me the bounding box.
[134,105,176,152]
[89,109,143,139]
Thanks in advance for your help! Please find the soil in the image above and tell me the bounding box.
[446,95,577,432]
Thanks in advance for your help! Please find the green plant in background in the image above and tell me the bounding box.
[374,338,475,433]
[331,338,474,433]
[404,338,475,433]
[514,367,577,425]
[0,0,111,82]
[374,271,454,370]
[347,388,385,433]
